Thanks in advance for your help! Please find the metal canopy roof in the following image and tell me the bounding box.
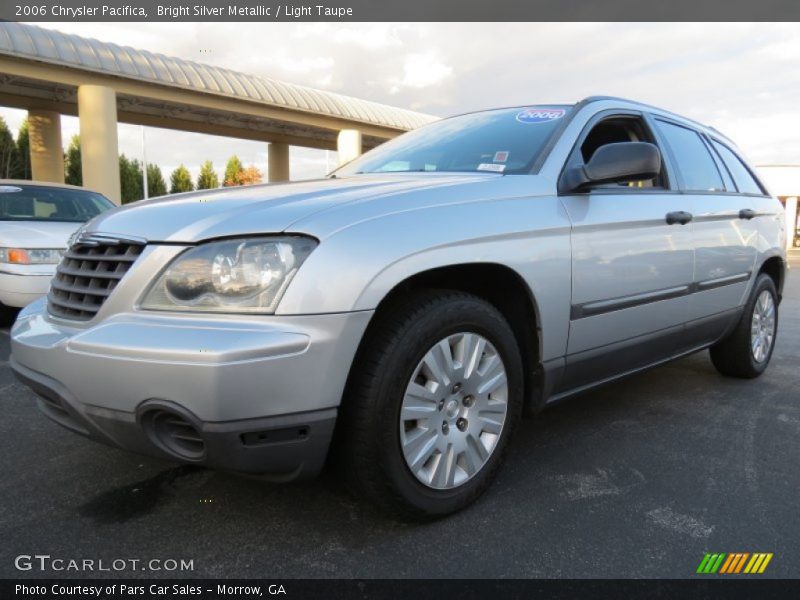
[0,22,435,140]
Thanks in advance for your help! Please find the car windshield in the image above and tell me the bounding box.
[334,105,572,177]
[0,185,114,223]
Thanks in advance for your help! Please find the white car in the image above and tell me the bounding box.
[0,181,114,310]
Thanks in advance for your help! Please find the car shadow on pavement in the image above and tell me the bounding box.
[77,465,211,524]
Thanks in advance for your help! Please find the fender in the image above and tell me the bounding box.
[278,195,573,362]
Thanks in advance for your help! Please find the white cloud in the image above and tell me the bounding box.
[392,52,453,91]
[331,24,407,49]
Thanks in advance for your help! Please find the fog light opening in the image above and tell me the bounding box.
[142,409,206,461]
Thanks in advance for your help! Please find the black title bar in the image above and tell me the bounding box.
[5,579,800,600]
[3,0,800,22]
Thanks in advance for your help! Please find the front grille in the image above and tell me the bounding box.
[47,237,145,321]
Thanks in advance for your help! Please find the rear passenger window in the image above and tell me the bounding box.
[710,140,764,195]
[654,120,724,192]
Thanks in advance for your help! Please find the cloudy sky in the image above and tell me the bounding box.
[1,22,798,184]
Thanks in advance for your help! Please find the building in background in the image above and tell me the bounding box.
[0,22,434,204]
[756,165,799,248]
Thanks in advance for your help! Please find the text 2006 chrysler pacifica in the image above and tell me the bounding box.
[11,97,786,519]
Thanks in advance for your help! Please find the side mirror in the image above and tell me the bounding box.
[561,142,662,193]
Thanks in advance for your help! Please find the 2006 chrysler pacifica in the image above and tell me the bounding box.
[11,97,787,518]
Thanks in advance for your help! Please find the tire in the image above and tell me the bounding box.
[341,290,524,520]
[0,303,19,328]
[710,273,779,379]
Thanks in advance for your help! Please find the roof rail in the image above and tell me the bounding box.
[578,96,734,143]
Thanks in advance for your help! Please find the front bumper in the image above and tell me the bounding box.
[0,269,53,308]
[11,297,372,479]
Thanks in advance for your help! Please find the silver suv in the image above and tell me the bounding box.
[11,97,787,519]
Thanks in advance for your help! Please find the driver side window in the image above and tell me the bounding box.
[579,116,665,189]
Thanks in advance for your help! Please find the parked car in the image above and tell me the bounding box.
[0,181,114,311]
[10,97,786,519]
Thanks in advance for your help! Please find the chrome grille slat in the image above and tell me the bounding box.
[55,266,129,280]
[47,237,144,321]
[62,251,138,262]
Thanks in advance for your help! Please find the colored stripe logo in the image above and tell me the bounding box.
[697,552,773,574]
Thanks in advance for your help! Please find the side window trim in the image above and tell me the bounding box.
[701,134,737,193]
[642,112,681,191]
[557,108,675,195]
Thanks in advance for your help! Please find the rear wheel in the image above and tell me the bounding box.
[710,273,778,379]
[341,290,524,520]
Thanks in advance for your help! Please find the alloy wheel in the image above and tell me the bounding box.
[750,290,776,363]
[399,332,509,490]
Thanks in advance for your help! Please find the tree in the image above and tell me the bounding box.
[119,154,144,204]
[238,165,263,186]
[0,117,16,179]
[169,164,194,194]
[64,135,82,186]
[223,155,244,186]
[10,119,30,180]
[146,163,167,197]
[196,160,219,190]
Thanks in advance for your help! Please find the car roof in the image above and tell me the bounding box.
[578,96,734,143]
[445,97,735,145]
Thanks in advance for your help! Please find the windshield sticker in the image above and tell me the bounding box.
[516,108,566,124]
[477,163,506,173]
[493,151,509,163]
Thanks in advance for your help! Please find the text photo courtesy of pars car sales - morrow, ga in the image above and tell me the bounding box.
[0,3,799,599]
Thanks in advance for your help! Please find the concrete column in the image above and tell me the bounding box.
[337,129,362,166]
[78,85,121,204]
[28,110,65,184]
[267,142,290,183]
[786,197,798,249]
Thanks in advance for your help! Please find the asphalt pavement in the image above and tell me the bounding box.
[1,251,798,579]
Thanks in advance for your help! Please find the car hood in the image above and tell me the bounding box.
[0,220,83,248]
[83,173,538,243]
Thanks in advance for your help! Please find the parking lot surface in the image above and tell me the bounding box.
[1,251,798,579]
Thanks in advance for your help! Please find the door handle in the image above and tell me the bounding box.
[739,208,757,220]
[666,211,693,225]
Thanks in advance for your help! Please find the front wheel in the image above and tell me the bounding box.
[341,290,524,520]
[710,273,779,379]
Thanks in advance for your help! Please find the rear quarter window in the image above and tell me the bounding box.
[710,140,764,195]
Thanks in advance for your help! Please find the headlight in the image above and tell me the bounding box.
[141,237,317,313]
[0,247,63,265]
